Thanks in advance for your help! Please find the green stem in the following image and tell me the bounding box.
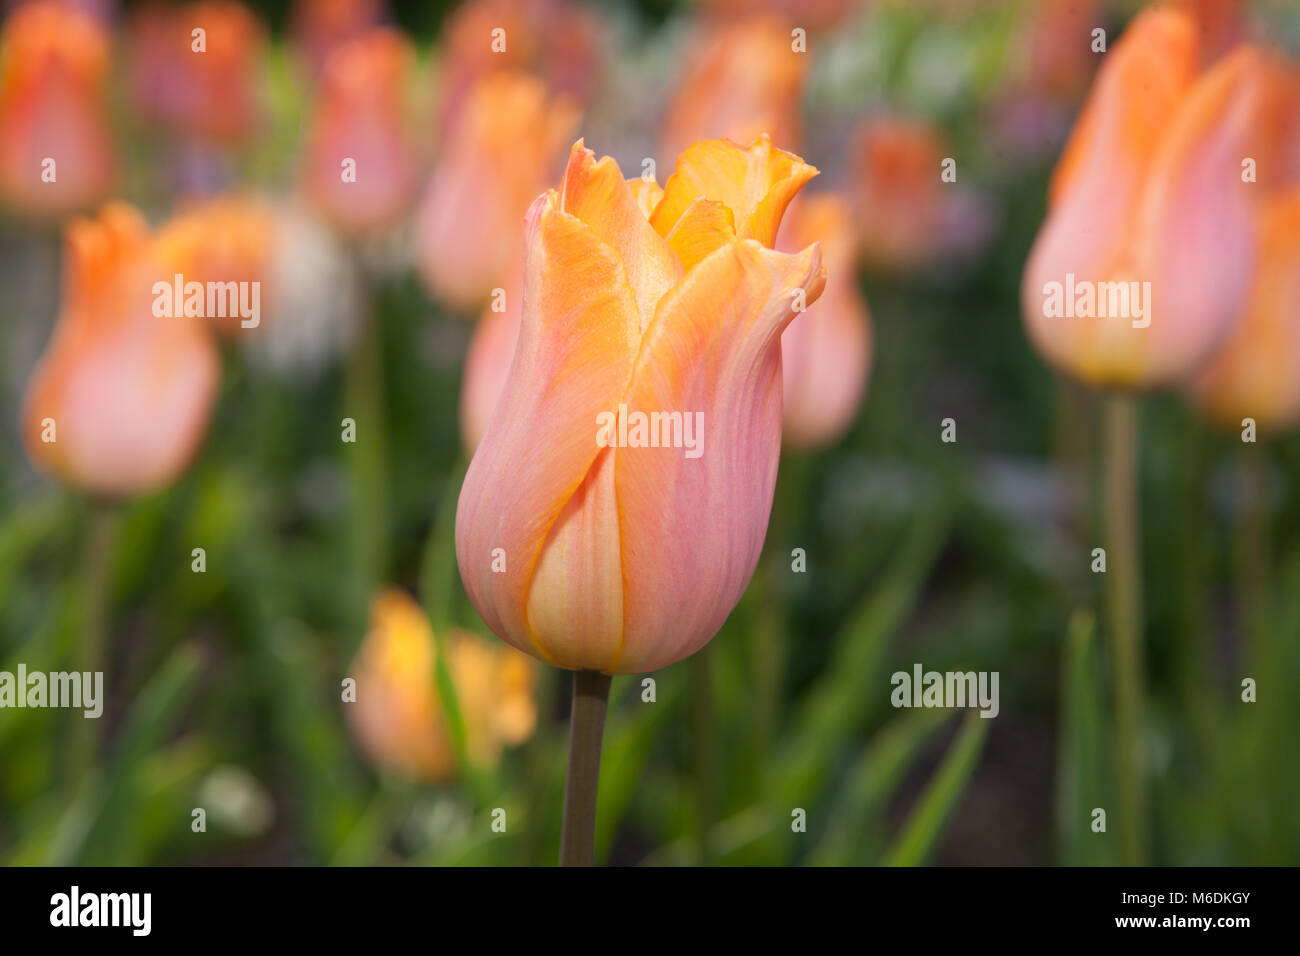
[1234,442,1270,678]
[559,670,611,866]
[1103,395,1145,866]
[76,503,117,773]
[690,647,716,865]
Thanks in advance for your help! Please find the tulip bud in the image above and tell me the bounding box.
[0,1,116,220]
[347,589,536,782]
[778,194,872,451]
[1189,189,1300,433]
[22,203,220,499]
[415,71,578,312]
[288,0,387,80]
[1021,11,1278,390]
[299,28,418,237]
[456,136,826,674]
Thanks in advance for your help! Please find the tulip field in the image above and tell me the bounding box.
[0,0,1298,882]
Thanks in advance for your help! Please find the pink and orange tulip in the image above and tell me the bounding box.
[348,589,536,783]
[22,203,220,499]
[415,71,577,312]
[299,28,419,237]
[0,0,115,220]
[456,136,826,674]
[779,194,872,451]
[1020,10,1284,390]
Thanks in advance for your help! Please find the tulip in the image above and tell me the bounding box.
[0,0,115,220]
[415,71,578,311]
[299,27,418,237]
[778,194,872,451]
[22,203,220,499]
[661,15,806,166]
[460,263,523,456]
[1021,14,1292,391]
[848,115,956,272]
[154,193,277,338]
[125,1,267,148]
[1189,189,1300,433]
[348,589,536,783]
[435,0,601,135]
[288,0,387,80]
[457,135,824,675]
[456,135,824,864]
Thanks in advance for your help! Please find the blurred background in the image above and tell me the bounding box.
[1,0,1298,866]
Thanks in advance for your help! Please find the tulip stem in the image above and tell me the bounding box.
[1233,441,1270,678]
[1103,395,1145,866]
[559,669,612,866]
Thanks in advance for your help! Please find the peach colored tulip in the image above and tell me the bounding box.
[155,193,277,338]
[779,194,872,451]
[436,0,600,135]
[456,136,826,674]
[848,114,959,272]
[661,15,807,166]
[0,0,115,220]
[125,1,267,147]
[698,0,856,33]
[22,204,220,499]
[1021,11,1280,390]
[299,28,418,237]
[415,71,577,312]
[1189,189,1300,433]
[347,589,536,782]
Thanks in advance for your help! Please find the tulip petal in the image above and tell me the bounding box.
[456,190,643,664]
[650,135,818,248]
[626,176,664,221]
[663,197,736,272]
[610,239,826,673]
[560,141,683,329]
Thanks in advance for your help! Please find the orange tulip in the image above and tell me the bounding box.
[661,15,806,165]
[779,194,872,451]
[415,71,577,311]
[125,1,267,147]
[1021,11,1283,390]
[0,0,115,220]
[456,136,826,674]
[347,589,536,782]
[1189,189,1300,433]
[155,193,277,338]
[299,28,418,237]
[22,204,220,499]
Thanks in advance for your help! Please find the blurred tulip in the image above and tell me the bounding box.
[1020,11,1282,390]
[125,1,267,147]
[848,114,953,272]
[436,0,600,135]
[661,15,807,164]
[288,0,387,80]
[0,0,115,220]
[155,193,277,338]
[1189,189,1300,433]
[415,71,577,312]
[299,27,419,237]
[1175,0,1247,66]
[347,589,536,782]
[697,0,857,33]
[460,264,522,456]
[22,203,220,498]
[457,136,826,674]
[779,194,872,451]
